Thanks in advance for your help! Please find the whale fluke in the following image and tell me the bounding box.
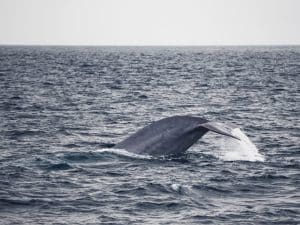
[198,122,241,141]
[115,116,240,156]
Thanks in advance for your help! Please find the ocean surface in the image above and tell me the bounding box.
[0,46,299,224]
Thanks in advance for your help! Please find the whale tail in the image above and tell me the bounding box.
[199,122,241,140]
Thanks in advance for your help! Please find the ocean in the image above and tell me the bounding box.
[0,46,299,224]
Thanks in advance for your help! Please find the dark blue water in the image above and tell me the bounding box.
[0,46,299,224]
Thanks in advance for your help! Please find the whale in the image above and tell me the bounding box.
[115,116,240,155]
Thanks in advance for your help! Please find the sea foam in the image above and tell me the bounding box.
[96,148,153,159]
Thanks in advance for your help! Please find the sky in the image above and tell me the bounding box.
[0,0,299,45]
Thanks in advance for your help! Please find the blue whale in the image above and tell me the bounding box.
[115,116,240,155]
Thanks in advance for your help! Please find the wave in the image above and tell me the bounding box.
[95,148,153,160]
[95,148,195,162]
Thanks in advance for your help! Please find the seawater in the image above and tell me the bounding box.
[0,46,299,224]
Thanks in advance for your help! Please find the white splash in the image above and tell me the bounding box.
[171,183,182,192]
[214,128,265,162]
[96,148,152,159]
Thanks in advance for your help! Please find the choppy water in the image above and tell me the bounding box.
[0,46,299,224]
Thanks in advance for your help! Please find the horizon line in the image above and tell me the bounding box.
[1,44,300,47]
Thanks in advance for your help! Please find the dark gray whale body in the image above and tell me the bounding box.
[115,116,240,156]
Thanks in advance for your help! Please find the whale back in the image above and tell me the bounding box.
[115,116,209,155]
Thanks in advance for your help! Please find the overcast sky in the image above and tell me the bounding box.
[0,0,299,45]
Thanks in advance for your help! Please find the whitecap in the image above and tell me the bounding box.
[171,183,182,192]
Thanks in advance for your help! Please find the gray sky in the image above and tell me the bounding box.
[0,0,299,45]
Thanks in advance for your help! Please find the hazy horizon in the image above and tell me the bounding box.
[1,0,299,46]
[1,44,300,47]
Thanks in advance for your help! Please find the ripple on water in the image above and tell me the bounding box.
[0,46,299,224]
